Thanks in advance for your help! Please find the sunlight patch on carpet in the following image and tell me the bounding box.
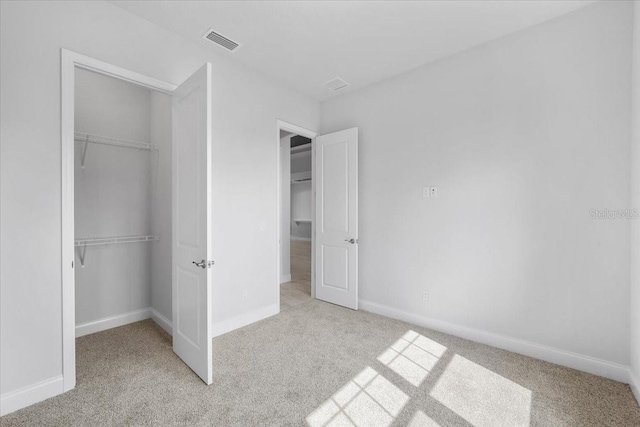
[306,366,409,427]
[430,354,531,427]
[376,330,447,387]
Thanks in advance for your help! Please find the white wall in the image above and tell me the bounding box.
[321,0,632,368]
[150,91,173,324]
[74,69,153,327]
[280,136,292,282]
[0,0,319,408]
[630,0,640,403]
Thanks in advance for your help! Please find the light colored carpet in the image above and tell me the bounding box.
[2,299,639,426]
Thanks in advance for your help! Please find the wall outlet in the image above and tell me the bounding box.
[259,220,267,231]
[423,186,430,198]
[430,186,438,197]
[241,290,248,299]
[422,290,429,302]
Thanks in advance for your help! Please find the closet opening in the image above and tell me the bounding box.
[73,66,173,354]
[62,50,214,392]
[277,121,318,311]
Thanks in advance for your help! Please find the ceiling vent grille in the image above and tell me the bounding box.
[202,28,240,52]
[324,77,349,91]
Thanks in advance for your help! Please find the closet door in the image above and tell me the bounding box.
[172,63,213,385]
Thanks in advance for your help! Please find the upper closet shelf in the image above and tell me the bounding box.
[74,235,159,247]
[291,178,312,184]
[75,132,158,168]
[293,219,312,224]
[74,234,159,267]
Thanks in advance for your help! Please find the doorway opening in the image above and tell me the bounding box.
[73,67,172,338]
[281,132,313,309]
[276,122,360,312]
[276,121,318,311]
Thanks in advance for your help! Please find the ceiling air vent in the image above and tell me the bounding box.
[324,77,350,92]
[202,28,240,52]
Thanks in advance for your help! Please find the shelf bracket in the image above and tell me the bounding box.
[80,135,89,168]
[77,245,87,268]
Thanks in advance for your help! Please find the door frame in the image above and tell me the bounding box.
[276,120,318,309]
[60,49,177,392]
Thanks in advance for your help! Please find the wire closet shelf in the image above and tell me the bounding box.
[74,132,158,167]
[74,235,159,247]
[74,235,159,267]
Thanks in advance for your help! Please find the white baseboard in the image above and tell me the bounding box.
[212,304,279,337]
[630,369,640,406]
[0,375,64,416]
[75,307,151,338]
[359,299,630,383]
[280,274,292,284]
[151,308,173,336]
[291,236,311,242]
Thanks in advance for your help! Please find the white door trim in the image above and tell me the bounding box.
[276,120,318,310]
[60,48,177,393]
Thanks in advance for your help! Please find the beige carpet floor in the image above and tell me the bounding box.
[2,298,639,426]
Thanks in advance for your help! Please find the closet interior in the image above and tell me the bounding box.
[74,68,172,337]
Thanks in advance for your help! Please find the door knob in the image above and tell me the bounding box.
[345,238,356,244]
[193,259,215,268]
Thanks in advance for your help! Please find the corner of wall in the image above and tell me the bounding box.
[151,308,173,336]
[630,368,640,406]
[630,0,640,407]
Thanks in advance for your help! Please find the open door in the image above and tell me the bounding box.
[315,128,359,309]
[172,63,213,384]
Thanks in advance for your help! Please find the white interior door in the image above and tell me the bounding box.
[172,63,213,384]
[315,128,358,309]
